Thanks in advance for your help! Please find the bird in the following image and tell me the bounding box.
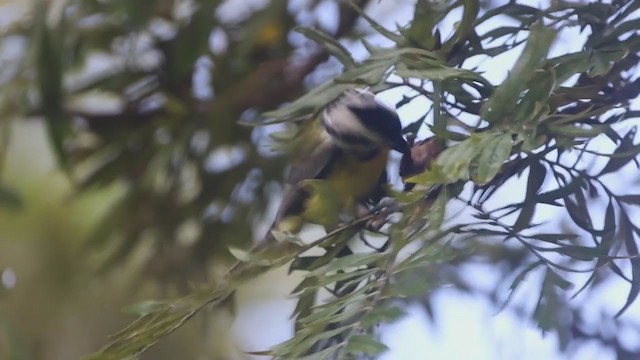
[261,89,410,246]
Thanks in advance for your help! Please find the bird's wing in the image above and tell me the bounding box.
[275,122,341,220]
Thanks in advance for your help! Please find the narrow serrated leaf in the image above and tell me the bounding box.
[361,306,406,327]
[469,132,512,185]
[295,27,355,68]
[615,214,640,317]
[310,252,382,276]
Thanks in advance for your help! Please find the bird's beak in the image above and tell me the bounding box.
[392,136,411,154]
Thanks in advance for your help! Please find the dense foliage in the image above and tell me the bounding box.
[1,0,639,359]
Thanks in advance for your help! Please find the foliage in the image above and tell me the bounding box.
[2,0,640,359]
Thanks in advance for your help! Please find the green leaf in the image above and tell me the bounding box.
[261,82,354,122]
[388,273,433,298]
[526,233,579,243]
[0,186,22,210]
[395,62,489,83]
[615,214,640,317]
[122,300,167,317]
[618,194,640,205]
[402,0,443,50]
[554,245,604,261]
[548,52,591,84]
[442,0,480,52]
[345,2,404,44]
[515,70,556,124]
[295,27,355,68]
[513,161,546,232]
[536,178,581,205]
[345,335,389,356]
[408,132,501,185]
[36,3,73,172]
[469,133,512,185]
[298,303,358,327]
[481,22,556,124]
[310,252,383,276]
[499,260,544,312]
[599,127,640,176]
[311,268,375,288]
[361,306,406,327]
[547,268,573,290]
[547,124,609,138]
[84,287,234,360]
[293,289,317,331]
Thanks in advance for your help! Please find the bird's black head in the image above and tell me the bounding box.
[348,104,410,154]
[321,90,410,155]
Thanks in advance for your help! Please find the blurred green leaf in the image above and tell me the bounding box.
[408,132,502,185]
[469,132,512,185]
[295,27,355,68]
[0,186,22,210]
[616,214,640,318]
[599,127,640,176]
[361,306,406,327]
[513,161,545,232]
[345,335,388,356]
[122,300,167,317]
[481,22,556,124]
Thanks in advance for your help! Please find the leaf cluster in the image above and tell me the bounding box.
[3,0,640,359]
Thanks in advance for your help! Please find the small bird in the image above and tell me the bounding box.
[262,90,410,245]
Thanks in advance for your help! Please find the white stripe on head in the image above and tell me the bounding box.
[321,91,386,146]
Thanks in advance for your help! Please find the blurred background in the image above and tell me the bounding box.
[0,0,639,359]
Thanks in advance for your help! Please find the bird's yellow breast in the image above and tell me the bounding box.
[302,150,389,226]
[326,150,388,200]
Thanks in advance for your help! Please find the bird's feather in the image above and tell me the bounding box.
[275,121,341,222]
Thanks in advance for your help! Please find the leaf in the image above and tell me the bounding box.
[536,177,581,205]
[310,252,382,276]
[228,247,252,262]
[408,132,501,185]
[361,306,406,327]
[527,233,579,243]
[547,269,573,290]
[295,27,355,68]
[555,245,604,261]
[122,300,167,317]
[345,335,388,356]
[388,273,433,298]
[615,214,640,317]
[293,289,317,331]
[0,186,22,210]
[513,161,546,232]
[311,268,375,288]
[442,0,479,52]
[548,52,591,85]
[499,260,544,312]
[395,62,489,83]
[402,114,426,135]
[84,287,234,360]
[564,195,597,235]
[515,69,556,124]
[481,22,556,124]
[618,194,640,205]
[469,132,512,185]
[298,303,357,327]
[35,4,73,172]
[261,81,354,122]
[345,2,404,44]
[547,124,609,138]
[599,127,640,176]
